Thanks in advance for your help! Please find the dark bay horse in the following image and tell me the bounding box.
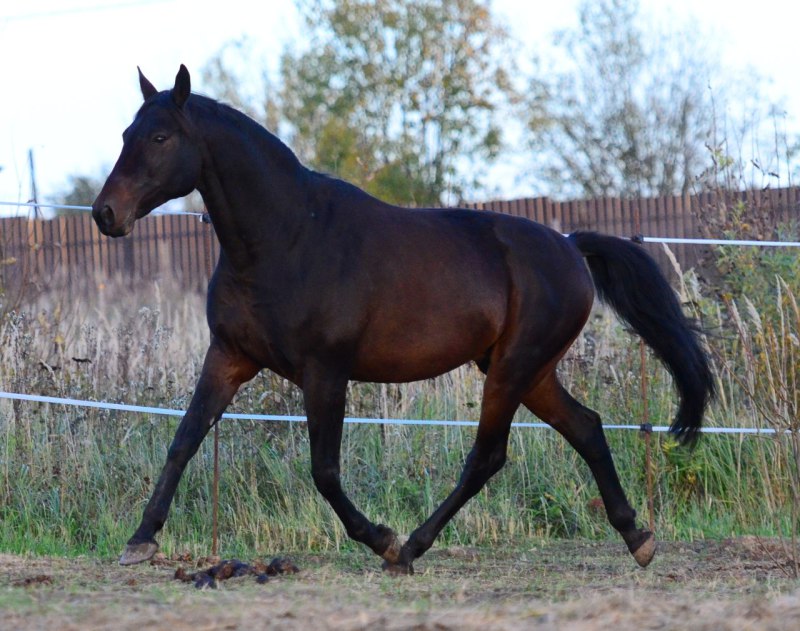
[92,65,713,573]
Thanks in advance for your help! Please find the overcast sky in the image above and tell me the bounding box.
[1,0,798,214]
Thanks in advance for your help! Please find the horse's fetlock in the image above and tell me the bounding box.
[608,506,638,534]
[345,523,370,543]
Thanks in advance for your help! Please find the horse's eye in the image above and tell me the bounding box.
[153,134,168,144]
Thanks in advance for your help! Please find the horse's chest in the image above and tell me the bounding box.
[206,281,295,379]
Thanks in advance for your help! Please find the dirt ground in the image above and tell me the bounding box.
[2,538,799,630]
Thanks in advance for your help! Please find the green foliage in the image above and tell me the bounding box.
[715,218,800,310]
[694,192,800,317]
[203,0,515,206]
[2,274,800,559]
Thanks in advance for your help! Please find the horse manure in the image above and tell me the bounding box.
[193,572,217,590]
[174,557,299,589]
[266,557,300,576]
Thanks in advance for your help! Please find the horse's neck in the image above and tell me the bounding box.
[195,112,311,268]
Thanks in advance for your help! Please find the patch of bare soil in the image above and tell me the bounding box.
[1,539,799,630]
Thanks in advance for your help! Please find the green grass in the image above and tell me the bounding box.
[1,272,799,559]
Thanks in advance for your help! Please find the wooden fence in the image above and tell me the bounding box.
[2,186,799,301]
[466,186,800,275]
[0,212,219,301]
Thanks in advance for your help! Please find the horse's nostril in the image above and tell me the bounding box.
[100,205,115,227]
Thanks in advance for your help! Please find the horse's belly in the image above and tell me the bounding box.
[351,309,499,383]
[352,351,473,383]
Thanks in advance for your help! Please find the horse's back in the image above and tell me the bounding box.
[347,204,593,382]
[410,207,593,311]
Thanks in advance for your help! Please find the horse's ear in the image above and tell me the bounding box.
[171,64,191,109]
[138,67,158,101]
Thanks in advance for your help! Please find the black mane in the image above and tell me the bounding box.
[190,93,304,171]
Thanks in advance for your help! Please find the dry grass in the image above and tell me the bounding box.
[1,266,800,562]
[1,539,799,630]
[3,255,800,628]
[0,270,788,555]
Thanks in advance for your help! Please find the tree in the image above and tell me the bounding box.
[200,38,282,132]
[57,174,103,207]
[524,0,758,199]
[203,0,515,206]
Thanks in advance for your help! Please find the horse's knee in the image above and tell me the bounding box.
[463,444,507,487]
[486,448,507,477]
[311,464,341,497]
[166,440,196,465]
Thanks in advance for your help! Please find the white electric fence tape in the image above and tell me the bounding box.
[0,391,779,435]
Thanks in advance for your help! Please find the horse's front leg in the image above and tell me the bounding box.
[302,364,401,563]
[120,340,258,565]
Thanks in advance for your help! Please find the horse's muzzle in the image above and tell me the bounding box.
[92,202,129,237]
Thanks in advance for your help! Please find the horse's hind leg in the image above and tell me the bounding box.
[523,372,655,567]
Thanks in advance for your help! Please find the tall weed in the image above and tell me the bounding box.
[0,269,798,559]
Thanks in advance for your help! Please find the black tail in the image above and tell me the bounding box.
[568,231,714,445]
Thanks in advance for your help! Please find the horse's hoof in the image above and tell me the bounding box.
[119,541,159,566]
[631,532,656,568]
[380,532,407,565]
[381,560,414,576]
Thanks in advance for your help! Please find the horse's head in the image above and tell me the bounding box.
[92,65,202,237]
